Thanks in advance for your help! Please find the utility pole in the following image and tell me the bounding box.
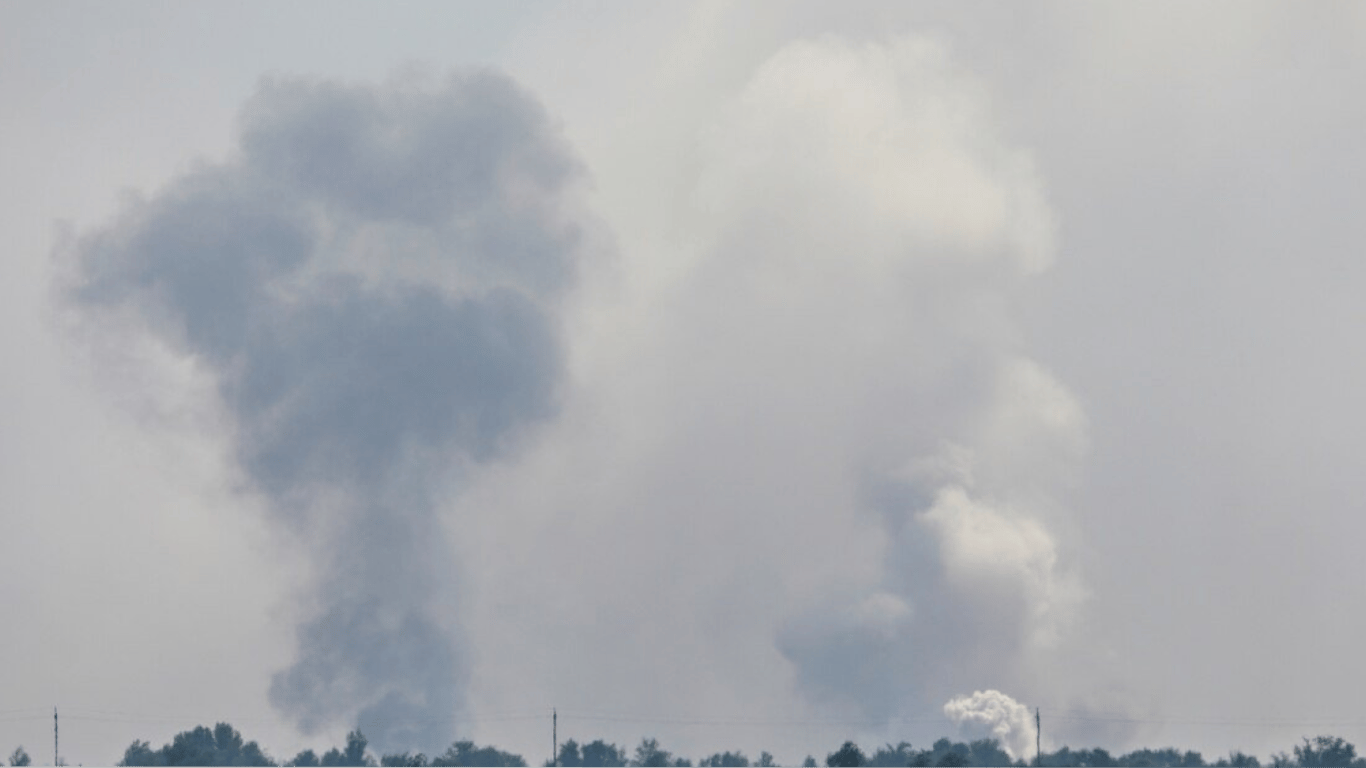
[552,708,558,767]
[1035,707,1040,768]
[54,707,59,768]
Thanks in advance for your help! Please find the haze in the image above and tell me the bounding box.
[2,3,1365,765]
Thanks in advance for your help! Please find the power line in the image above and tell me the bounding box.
[0,710,50,723]
[17,704,1366,734]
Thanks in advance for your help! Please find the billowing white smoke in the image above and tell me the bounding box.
[944,690,1037,760]
[726,34,1086,719]
[459,31,1088,758]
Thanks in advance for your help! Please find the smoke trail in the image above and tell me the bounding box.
[60,70,585,753]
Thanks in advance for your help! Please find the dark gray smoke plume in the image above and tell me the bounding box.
[62,71,584,753]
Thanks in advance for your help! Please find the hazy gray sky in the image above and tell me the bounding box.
[4,3,1366,765]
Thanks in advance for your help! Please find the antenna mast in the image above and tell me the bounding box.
[1035,707,1040,767]
[54,707,59,767]
[553,708,558,767]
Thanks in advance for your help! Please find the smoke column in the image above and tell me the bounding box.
[60,71,586,753]
[453,33,1092,759]
[687,34,1087,729]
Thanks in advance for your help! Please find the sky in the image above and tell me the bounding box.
[3,2,1366,765]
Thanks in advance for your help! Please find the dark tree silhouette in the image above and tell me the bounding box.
[102,721,1366,768]
[964,740,1013,767]
[118,723,274,766]
[866,743,916,767]
[430,740,525,767]
[556,740,584,767]
[1294,737,1356,768]
[1212,752,1259,768]
[699,751,749,767]
[827,742,866,768]
[8,747,31,767]
[553,739,628,767]
[318,730,374,767]
[632,740,675,768]
[936,754,968,768]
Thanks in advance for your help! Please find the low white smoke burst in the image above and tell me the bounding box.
[944,690,1036,760]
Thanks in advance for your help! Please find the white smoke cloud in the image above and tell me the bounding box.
[943,690,1036,760]
[919,483,1082,650]
[696,35,1055,275]
[725,34,1085,720]
[461,30,1088,758]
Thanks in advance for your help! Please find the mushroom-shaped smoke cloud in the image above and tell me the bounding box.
[60,70,588,754]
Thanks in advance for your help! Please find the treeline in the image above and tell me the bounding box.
[6,723,1365,767]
